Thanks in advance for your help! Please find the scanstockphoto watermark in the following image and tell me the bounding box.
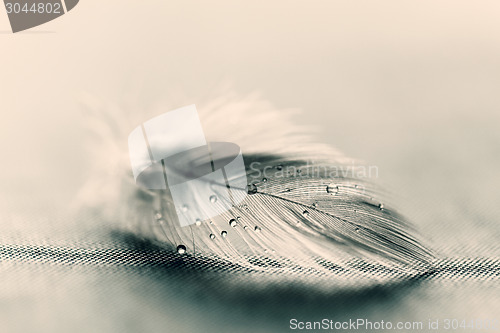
[249,161,379,180]
[128,105,248,227]
[289,318,424,331]
[3,1,80,33]
[289,318,499,331]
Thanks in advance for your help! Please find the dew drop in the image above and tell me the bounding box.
[312,202,317,208]
[262,177,267,183]
[236,216,242,222]
[302,210,309,217]
[195,219,202,226]
[154,212,162,220]
[209,234,215,239]
[177,245,186,254]
[254,226,262,232]
[181,204,189,212]
[378,203,384,210]
[247,184,258,194]
[209,195,217,203]
[243,226,249,230]
[229,219,237,227]
[327,183,339,194]
[157,218,166,225]
[355,227,360,232]
[221,231,228,237]
[276,165,283,171]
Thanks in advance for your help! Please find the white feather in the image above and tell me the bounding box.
[75,89,434,292]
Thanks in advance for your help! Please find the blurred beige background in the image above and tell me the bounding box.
[1,1,500,332]
[1,0,500,205]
